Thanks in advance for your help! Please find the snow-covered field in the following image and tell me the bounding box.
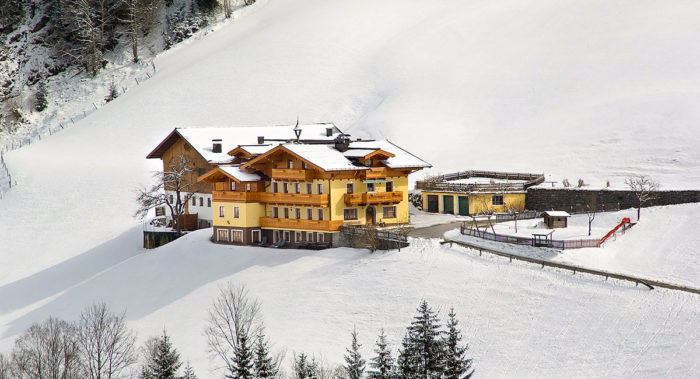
[2,0,700,376]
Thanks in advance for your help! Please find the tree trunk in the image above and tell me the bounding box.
[637,206,641,221]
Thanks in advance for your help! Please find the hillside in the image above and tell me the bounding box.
[1,0,699,377]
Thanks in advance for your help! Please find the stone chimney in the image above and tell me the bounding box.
[334,135,350,152]
[257,136,265,144]
[326,127,334,137]
[212,139,222,153]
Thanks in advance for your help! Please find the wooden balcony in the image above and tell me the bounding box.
[344,191,403,205]
[259,217,344,231]
[212,190,260,202]
[364,168,388,179]
[271,168,314,181]
[258,192,329,206]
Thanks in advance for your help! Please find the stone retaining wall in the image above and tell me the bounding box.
[525,188,700,213]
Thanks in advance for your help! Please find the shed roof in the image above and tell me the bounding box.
[543,211,571,217]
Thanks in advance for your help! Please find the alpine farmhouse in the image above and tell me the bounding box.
[147,124,430,247]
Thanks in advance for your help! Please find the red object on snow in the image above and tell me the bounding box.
[599,217,632,245]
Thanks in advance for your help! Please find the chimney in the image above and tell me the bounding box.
[326,127,333,137]
[257,136,265,144]
[334,135,350,152]
[212,139,222,153]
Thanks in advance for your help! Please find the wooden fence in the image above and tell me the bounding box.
[442,238,700,295]
[460,225,601,249]
[416,170,545,193]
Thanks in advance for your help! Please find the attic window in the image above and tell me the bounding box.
[184,143,191,151]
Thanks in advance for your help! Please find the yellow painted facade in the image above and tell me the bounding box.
[330,176,409,225]
[421,191,526,215]
[212,201,265,227]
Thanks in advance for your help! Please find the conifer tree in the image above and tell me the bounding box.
[141,330,182,379]
[229,331,254,379]
[105,81,119,102]
[294,353,318,379]
[442,308,473,379]
[253,334,277,378]
[181,362,198,379]
[407,300,444,378]
[344,327,366,379]
[35,81,48,112]
[396,333,416,379]
[368,329,394,379]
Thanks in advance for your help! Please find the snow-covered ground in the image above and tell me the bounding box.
[446,204,700,287]
[1,230,698,378]
[1,0,700,376]
[491,209,633,240]
[408,204,458,228]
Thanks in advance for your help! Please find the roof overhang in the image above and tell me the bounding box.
[146,129,182,159]
[240,145,326,172]
[198,167,243,183]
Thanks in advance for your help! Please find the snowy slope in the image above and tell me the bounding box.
[1,0,700,376]
[1,231,698,378]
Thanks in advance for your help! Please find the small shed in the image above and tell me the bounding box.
[543,211,570,229]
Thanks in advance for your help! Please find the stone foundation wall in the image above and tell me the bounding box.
[525,188,700,213]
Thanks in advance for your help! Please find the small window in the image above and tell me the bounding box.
[344,208,358,220]
[346,183,354,194]
[302,162,308,169]
[294,183,301,194]
[307,208,313,220]
[306,183,313,194]
[492,195,504,205]
[283,231,290,242]
[199,198,203,207]
[317,183,323,194]
[288,160,293,169]
[272,182,278,193]
[295,231,302,242]
[218,206,225,217]
[307,232,314,242]
[232,230,243,242]
[386,181,394,192]
[295,207,301,219]
[233,206,240,219]
[283,208,290,219]
[207,198,211,207]
[231,181,236,191]
[366,183,375,193]
[283,183,289,194]
[272,206,279,218]
[317,208,324,221]
[246,183,251,192]
[169,194,174,204]
[383,206,397,218]
[192,197,196,206]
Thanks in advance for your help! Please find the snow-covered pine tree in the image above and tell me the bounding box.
[181,362,198,379]
[105,81,119,102]
[141,330,182,379]
[294,353,318,379]
[368,329,394,379]
[229,331,254,379]
[343,327,366,379]
[35,81,48,112]
[407,300,444,378]
[442,308,473,379]
[396,333,416,379]
[253,334,277,378]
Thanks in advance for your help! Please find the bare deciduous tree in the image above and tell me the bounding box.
[625,175,659,220]
[11,317,81,379]
[77,301,137,379]
[583,195,597,236]
[120,0,159,62]
[135,154,196,236]
[205,283,263,375]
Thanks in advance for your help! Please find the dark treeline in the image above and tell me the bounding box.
[0,284,474,378]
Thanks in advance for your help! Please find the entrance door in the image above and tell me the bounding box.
[366,206,376,224]
[427,195,439,213]
[458,196,469,216]
[443,195,454,214]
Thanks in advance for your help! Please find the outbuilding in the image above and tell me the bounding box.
[543,211,570,229]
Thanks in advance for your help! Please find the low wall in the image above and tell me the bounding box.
[526,188,700,212]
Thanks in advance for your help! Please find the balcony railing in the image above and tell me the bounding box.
[271,169,314,181]
[344,191,403,205]
[212,190,260,202]
[258,192,329,206]
[259,217,344,231]
[364,167,388,179]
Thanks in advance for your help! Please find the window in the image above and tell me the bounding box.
[295,207,301,219]
[307,232,314,242]
[344,208,358,220]
[492,195,504,205]
[231,181,236,191]
[288,160,293,169]
[233,206,240,219]
[383,206,397,218]
[217,229,228,242]
[317,208,324,221]
[283,207,290,219]
[386,181,394,192]
[366,183,375,192]
[218,206,225,217]
[199,197,203,207]
[306,183,313,194]
[272,182,278,193]
[317,183,323,194]
[192,197,196,206]
[294,183,301,194]
[208,198,211,207]
[295,232,302,242]
[302,162,308,169]
[252,230,261,243]
[307,208,313,220]
[246,183,251,192]
[283,231,290,241]
[283,183,289,194]
[272,206,279,218]
[169,194,174,204]
[346,183,354,194]
[232,230,243,242]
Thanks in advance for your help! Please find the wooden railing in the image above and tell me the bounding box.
[258,192,329,206]
[259,217,343,231]
[415,170,545,192]
[212,190,260,202]
[344,191,403,205]
[271,168,313,181]
[364,167,387,179]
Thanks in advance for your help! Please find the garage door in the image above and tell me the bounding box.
[443,195,454,214]
[427,195,439,213]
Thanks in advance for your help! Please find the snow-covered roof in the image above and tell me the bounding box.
[234,144,275,155]
[348,140,431,169]
[543,211,570,217]
[282,144,364,171]
[218,166,263,182]
[342,148,379,158]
